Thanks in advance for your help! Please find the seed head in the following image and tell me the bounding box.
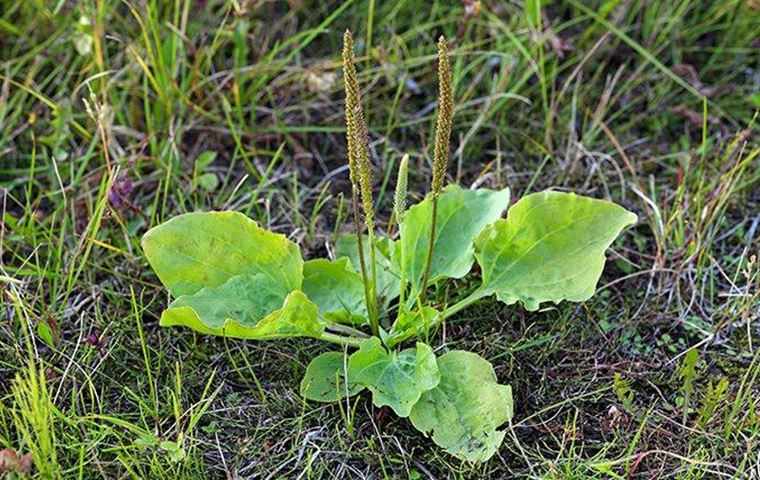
[431,36,453,196]
[343,31,360,185]
[342,30,375,230]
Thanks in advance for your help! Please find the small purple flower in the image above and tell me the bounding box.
[108,175,133,210]
[85,330,106,351]
[85,331,99,346]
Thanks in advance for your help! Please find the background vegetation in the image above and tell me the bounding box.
[1,0,758,478]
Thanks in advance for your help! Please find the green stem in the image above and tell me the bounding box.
[319,332,364,348]
[351,186,379,338]
[396,237,407,317]
[326,322,370,338]
[418,193,439,303]
[440,287,488,321]
[366,227,380,335]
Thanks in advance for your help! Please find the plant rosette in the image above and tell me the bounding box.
[142,186,635,461]
[140,32,637,463]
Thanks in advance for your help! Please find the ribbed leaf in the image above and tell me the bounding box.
[348,338,439,417]
[475,191,637,310]
[335,235,399,301]
[410,351,513,462]
[302,258,368,325]
[387,307,440,348]
[300,351,364,402]
[142,211,302,297]
[395,185,510,297]
[161,274,322,339]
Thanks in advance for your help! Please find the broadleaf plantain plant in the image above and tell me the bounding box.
[141,32,637,463]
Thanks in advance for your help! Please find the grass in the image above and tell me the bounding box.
[1,0,759,478]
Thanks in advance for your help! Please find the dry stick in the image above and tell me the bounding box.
[419,36,454,302]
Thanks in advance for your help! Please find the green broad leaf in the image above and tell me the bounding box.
[387,307,440,348]
[395,185,510,297]
[348,337,439,417]
[197,172,219,191]
[409,350,513,462]
[160,274,323,339]
[142,211,302,297]
[300,351,364,402]
[302,258,368,325]
[161,273,287,333]
[335,234,400,301]
[474,191,637,311]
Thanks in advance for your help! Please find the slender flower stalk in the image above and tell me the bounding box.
[343,30,380,337]
[419,36,454,298]
[394,154,410,314]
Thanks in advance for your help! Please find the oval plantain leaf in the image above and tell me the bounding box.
[142,211,302,297]
[387,306,440,348]
[409,350,513,463]
[335,234,400,301]
[395,185,510,298]
[474,191,637,311]
[302,258,368,325]
[348,337,439,417]
[160,274,323,339]
[240,290,322,339]
[300,351,364,402]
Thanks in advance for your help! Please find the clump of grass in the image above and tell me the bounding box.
[8,359,59,478]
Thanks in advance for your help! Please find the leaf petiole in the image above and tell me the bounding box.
[440,287,488,321]
[325,322,370,339]
[319,332,365,348]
